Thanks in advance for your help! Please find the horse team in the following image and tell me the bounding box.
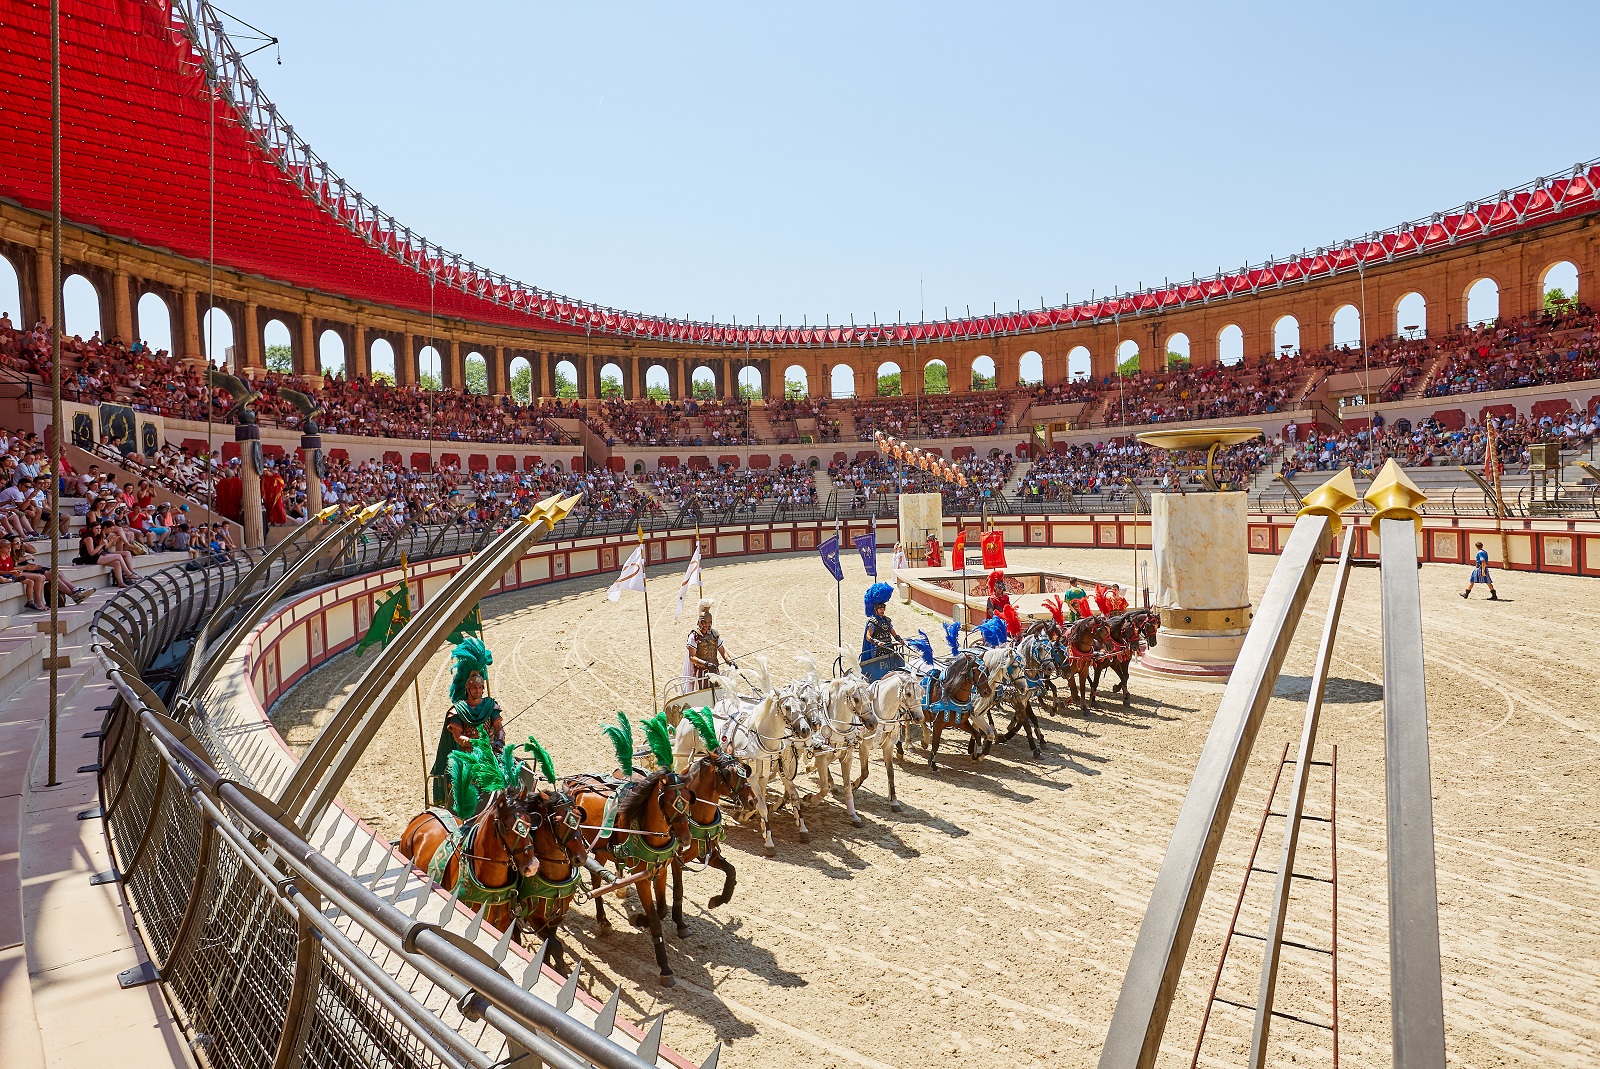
[397,606,1160,987]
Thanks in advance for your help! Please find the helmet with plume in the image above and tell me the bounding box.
[863,581,894,617]
[448,637,493,705]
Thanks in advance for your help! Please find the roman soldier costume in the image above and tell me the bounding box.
[685,598,733,682]
[860,582,904,682]
[429,638,503,808]
[924,533,943,568]
[1095,582,1129,616]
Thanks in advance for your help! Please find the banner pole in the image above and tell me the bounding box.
[640,527,660,714]
[401,554,428,808]
[835,517,844,676]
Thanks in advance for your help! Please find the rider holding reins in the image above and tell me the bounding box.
[686,598,736,682]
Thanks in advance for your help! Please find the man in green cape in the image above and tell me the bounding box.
[429,637,504,808]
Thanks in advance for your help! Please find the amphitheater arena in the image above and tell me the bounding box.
[1,4,1598,1069]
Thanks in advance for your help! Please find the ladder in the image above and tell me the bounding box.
[1189,744,1340,1067]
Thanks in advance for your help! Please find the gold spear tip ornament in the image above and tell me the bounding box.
[312,505,341,523]
[1362,459,1428,533]
[1295,467,1359,538]
[356,500,390,523]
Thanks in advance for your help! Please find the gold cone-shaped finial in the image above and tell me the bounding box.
[356,500,390,523]
[312,504,341,523]
[1362,459,1427,533]
[1295,467,1359,538]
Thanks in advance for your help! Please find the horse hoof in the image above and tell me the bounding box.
[708,894,728,909]
[890,801,902,813]
[596,923,613,936]
[659,974,677,988]
[676,925,691,939]
[764,844,777,858]
[799,830,811,843]
[851,816,864,828]
[629,914,648,930]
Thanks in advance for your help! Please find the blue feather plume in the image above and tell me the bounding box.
[907,630,935,665]
[977,617,1009,647]
[943,622,962,658]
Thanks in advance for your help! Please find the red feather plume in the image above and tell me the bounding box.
[1042,594,1066,628]
[1001,602,1023,639]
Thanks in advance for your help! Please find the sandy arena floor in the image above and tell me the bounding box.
[271,547,1600,1068]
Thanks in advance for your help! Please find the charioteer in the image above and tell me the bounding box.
[685,598,735,683]
[860,581,904,682]
[428,637,503,807]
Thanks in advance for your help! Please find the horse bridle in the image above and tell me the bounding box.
[513,789,585,870]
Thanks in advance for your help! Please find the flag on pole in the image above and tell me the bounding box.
[853,528,876,577]
[674,543,703,620]
[980,530,1007,570]
[445,602,483,645]
[358,581,411,651]
[818,533,844,581]
[952,528,967,570]
[608,544,647,601]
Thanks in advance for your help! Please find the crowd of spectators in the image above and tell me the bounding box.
[1421,306,1600,398]
[1280,406,1599,477]
[641,463,815,515]
[852,393,1015,440]
[594,397,754,447]
[768,396,842,443]
[1017,438,1274,501]
[828,451,1015,510]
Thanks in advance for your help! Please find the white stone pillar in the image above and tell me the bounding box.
[1146,490,1252,675]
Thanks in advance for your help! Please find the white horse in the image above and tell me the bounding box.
[862,669,921,811]
[809,674,875,828]
[671,661,815,855]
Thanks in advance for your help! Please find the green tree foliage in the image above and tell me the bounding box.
[646,384,671,401]
[738,379,762,401]
[1117,353,1140,377]
[877,371,901,396]
[784,372,807,399]
[419,372,442,392]
[464,358,488,395]
[971,371,995,391]
[692,376,716,399]
[265,344,293,374]
[554,367,578,398]
[1166,352,1190,372]
[371,370,396,387]
[509,364,532,402]
[923,362,949,393]
[1545,287,1578,315]
[600,372,624,399]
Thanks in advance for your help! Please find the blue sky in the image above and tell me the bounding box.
[217,1,1596,326]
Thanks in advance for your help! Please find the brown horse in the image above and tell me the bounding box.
[564,769,693,986]
[399,789,542,937]
[1092,609,1160,706]
[669,751,757,938]
[1061,616,1111,709]
[920,650,997,770]
[508,783,592,974]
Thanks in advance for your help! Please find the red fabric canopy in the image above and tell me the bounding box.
[2,1,1597,350]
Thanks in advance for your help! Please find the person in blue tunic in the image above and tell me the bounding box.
[1460,541,1499,601]
[861,582,905,681]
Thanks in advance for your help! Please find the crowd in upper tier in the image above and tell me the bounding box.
[0,301,1596,453]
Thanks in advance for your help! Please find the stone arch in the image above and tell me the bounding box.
[319,329,346,376]
[417,345,443,388]
[1395,292,1427,339]
[830,364,856,399]
[1067,345,1092,380]
[690,364,717,399]
[1331,303,1362,348]
[1115,339,1139,375]
[370,338,397,382]
[597,360,624,399]
[1272,314,1300,358]
[1541,260,1580,302]
[877,361,903,396]
[462,350,489,395]
[782,364,808,398]
[508,355,534,402]
[61,273,101,338]
[262,317,293,372]
[1165,333,1190,368]
[1218,324,1245,366]
[1018,350,1043,385]
[554,358,580,398]
[923,358,949,394]
[204,306,237,368]
[970,354,996,390]
[1465,277,1500,327]
[0,254,20,324]
[645,362,672,399]
[737,364,762,399]
[136,291,173,353]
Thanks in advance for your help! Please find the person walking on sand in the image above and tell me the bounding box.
[1461,541,1499,600]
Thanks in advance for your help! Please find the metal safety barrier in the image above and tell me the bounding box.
[88,517,661,1069]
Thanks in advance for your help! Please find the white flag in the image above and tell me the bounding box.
[607,545,647,601]
[674,544,703,620]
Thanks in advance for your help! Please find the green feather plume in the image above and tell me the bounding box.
[600,711,634,776]
[683,707,719,754]
[521,735,557,785]
[642,713,675,771]
[449,636,494,705]
[446,727,509,818]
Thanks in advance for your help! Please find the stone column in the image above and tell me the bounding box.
[238,425,264,549]
[1144,491,1251,676]
[112,270,134,342]
[182,287,203,364]
[300,432,323,515]
[446,339,463,391]
[242,301,262,372]
[298,312,318,378]
[32,247,52,327]
[398,332,415,385]
[489,344,506,397]
[350,324,367,378]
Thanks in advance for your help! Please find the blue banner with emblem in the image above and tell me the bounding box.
[817,533,843,582]
[853,529,876,577]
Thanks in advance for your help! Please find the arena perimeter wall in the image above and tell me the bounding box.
[244,512,1599,710]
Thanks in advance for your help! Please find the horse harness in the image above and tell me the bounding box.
[566,773,685,868]
[422,806,521,907]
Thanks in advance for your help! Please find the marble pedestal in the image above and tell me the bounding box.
[897,492,944,563]
[1143,491,1251,677]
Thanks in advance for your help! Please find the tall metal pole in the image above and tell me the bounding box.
[46,0,62,787]
[638,526,660,714]
[402,554,427,807]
